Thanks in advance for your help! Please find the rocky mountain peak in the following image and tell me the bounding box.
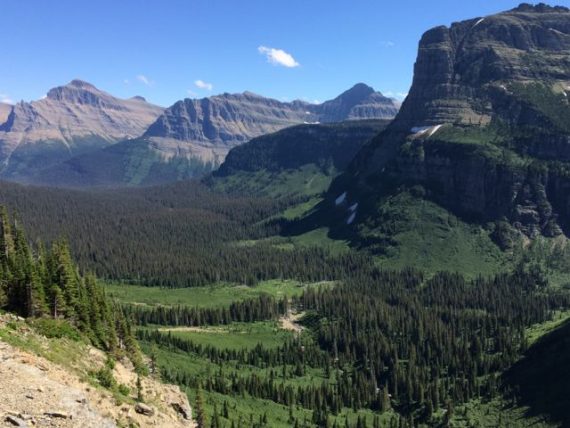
[336,83,376,101]
[316,83,396,122]
[46,79,107,105]
[0,80,164,180]
[68,79,98,89]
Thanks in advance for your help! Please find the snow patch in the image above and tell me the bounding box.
[346,211,356,225]
[411,126,430,134]
[427,124,443,137]
[349,202,359,212]
[335,192,347,206]
[411,125,442,138]
[473,18,485,27]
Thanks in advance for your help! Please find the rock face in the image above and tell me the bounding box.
[394,3,570,129]
[327,4,570,245]
[142,83,398,165]
[0,80,163,179]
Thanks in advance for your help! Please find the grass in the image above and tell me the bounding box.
[103,279,333,308]
[525,310,570,346]
[104,279,325,308]
[234,227,350,255]
[282,196,322,220]
[152,321,292,350]
[358,191,507,277]
[210,165,334,198]
[450,397,554,428]
[0,318,90,370]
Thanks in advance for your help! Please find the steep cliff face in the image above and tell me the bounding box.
[394,3,570,129]
[326,4,570,250]
[0,80,163,179]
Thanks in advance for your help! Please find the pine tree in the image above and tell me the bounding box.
[195,387,207,428]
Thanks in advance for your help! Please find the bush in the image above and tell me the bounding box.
[95,367,116,389]
[30,318,82,341]
[118,383,130,396]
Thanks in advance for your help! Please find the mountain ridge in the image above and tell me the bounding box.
[142,83,398,163]
[31,83,398,187]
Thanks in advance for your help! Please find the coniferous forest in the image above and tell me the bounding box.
[1,176,570,427]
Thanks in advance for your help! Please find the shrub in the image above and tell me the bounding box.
[118,384,130,396]
[95,367,116,389]
[30,318,82,341]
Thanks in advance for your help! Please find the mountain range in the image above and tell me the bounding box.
[0,81,398,187]
[143,83,398,166]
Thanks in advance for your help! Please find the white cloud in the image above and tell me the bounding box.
[258,46,300,68]
[136,75,153,86]
[194,80,213,91]
[123,79,130,85]
[0,94,13,104]
[187,89,198,97]
[300,97,321,105]
[384,91,408,101]
[380,41,395,47]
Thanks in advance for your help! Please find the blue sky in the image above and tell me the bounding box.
[2,0,568,106]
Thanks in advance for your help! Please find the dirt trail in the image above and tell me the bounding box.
[280,312,305,334]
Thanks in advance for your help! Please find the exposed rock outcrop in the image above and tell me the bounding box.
[0,314,194,428]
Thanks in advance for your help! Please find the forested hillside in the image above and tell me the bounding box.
[0,205,142,365]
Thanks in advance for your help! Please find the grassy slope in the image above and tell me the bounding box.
[209,164,334,198]
[374,194,506,276]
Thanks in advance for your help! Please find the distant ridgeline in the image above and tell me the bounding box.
[0,206,141,366]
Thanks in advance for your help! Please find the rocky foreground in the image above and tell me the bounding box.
[0,315,194,428]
